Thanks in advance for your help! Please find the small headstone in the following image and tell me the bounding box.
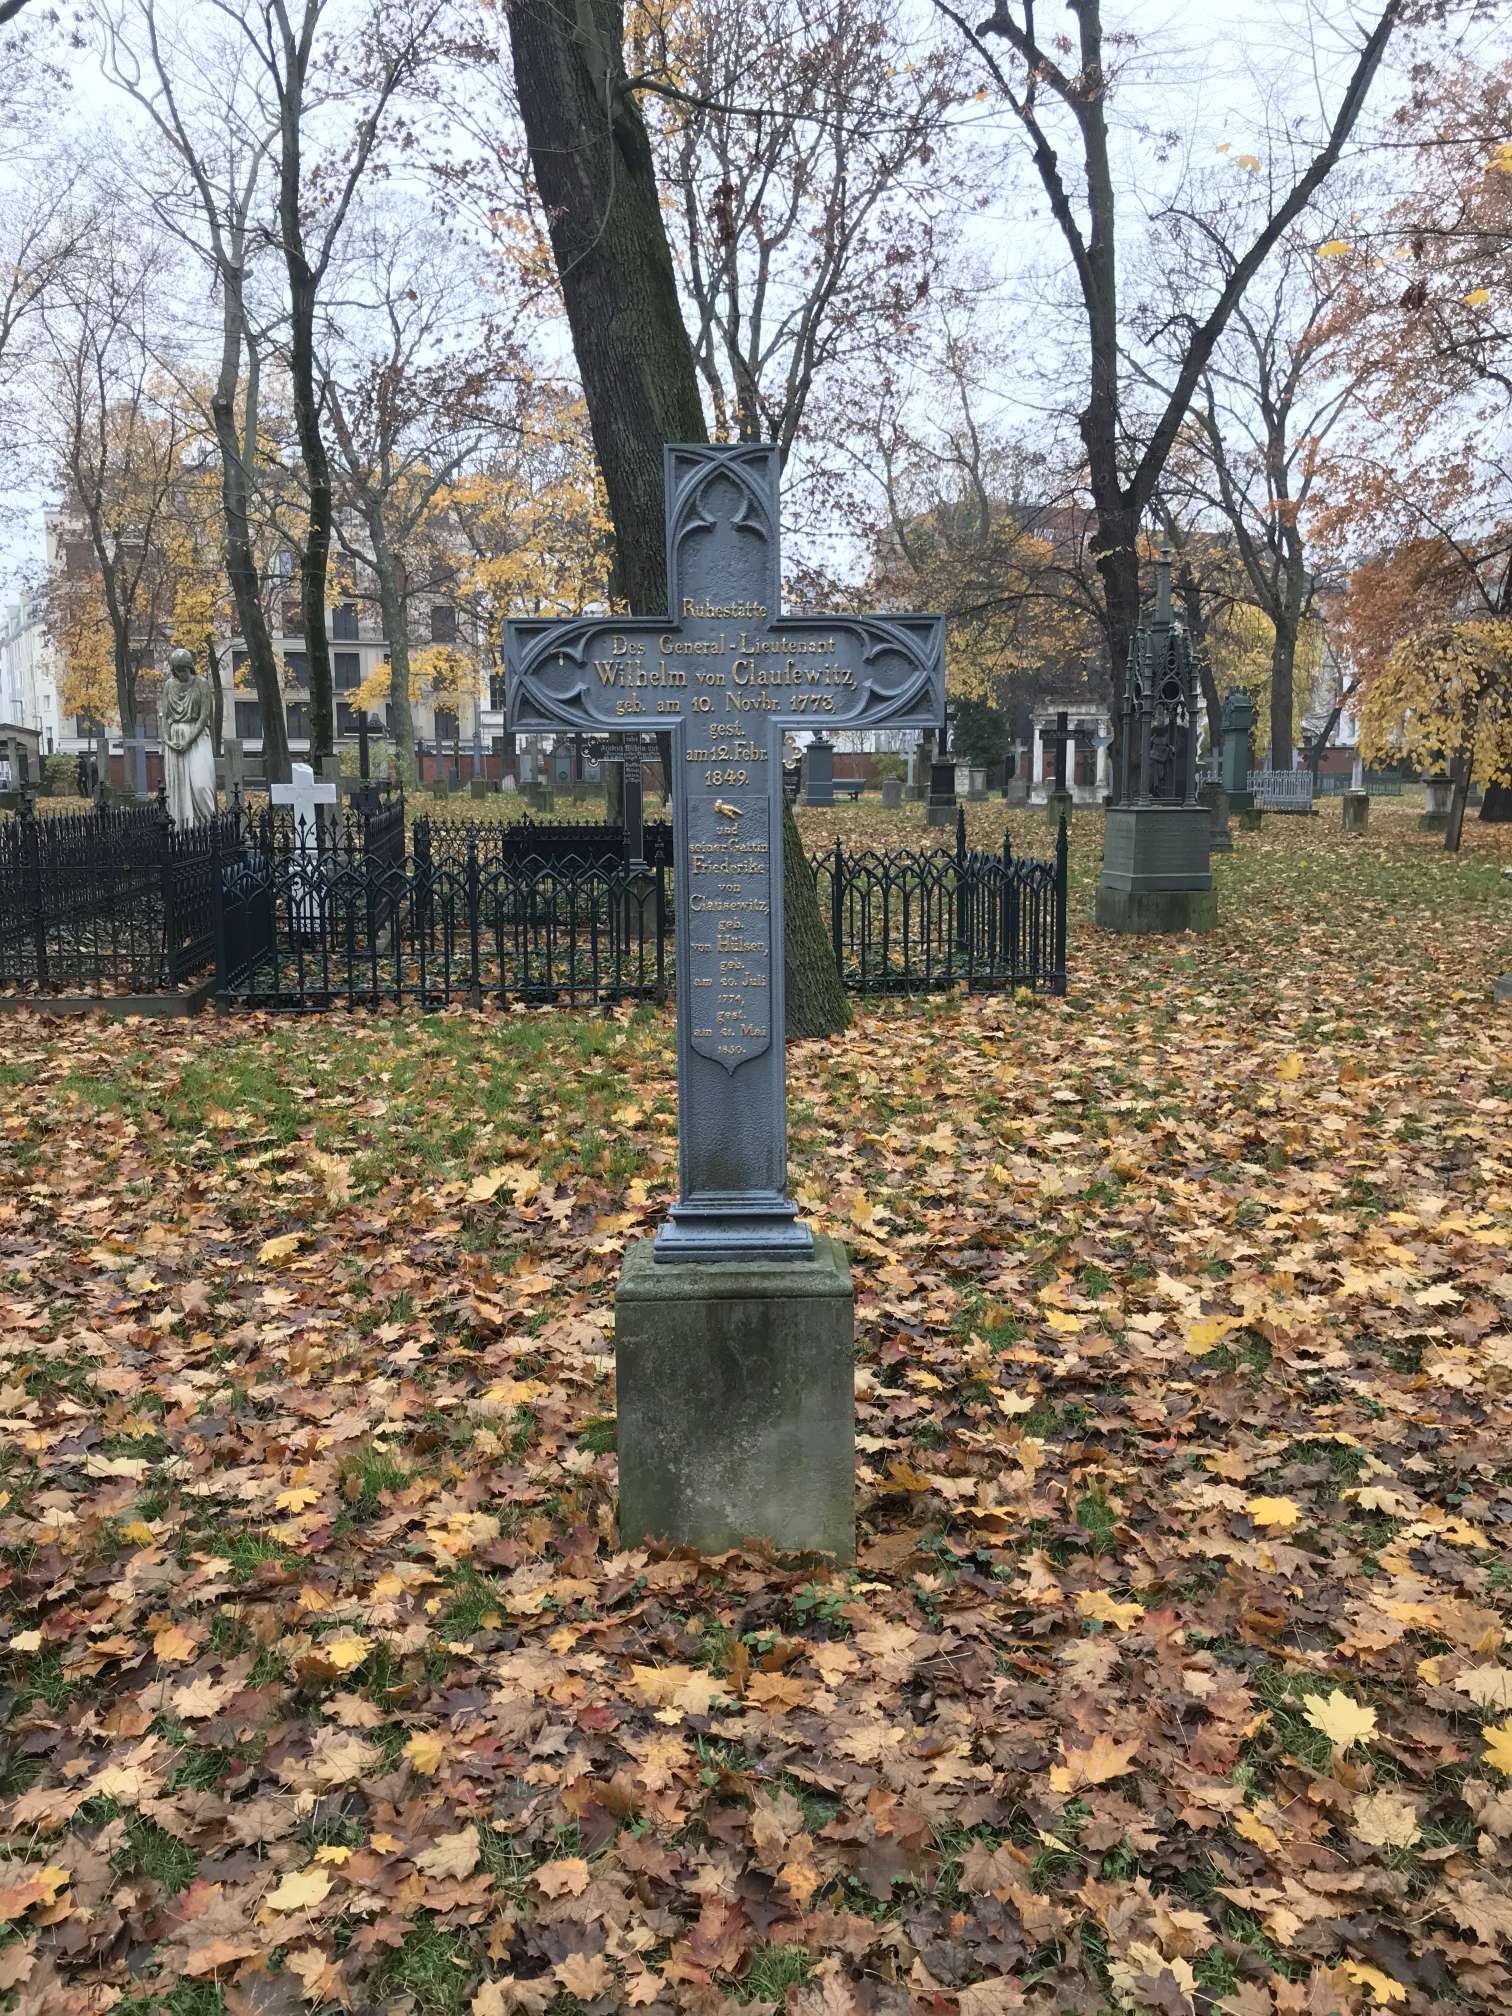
[880,775,903,810]
[967,765,988,803]
[1198,777,1232,852]
[926,751,956,827]
[1342,790,1369,834]
[470,778,490,800]
[804,734,835,806]
[1220,689,1257,810]
[1420,775,1453,832]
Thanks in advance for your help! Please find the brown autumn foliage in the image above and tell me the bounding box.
[0,801,1508,2016]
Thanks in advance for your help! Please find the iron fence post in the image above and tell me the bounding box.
[954,805,969,956]
[467,830,482,1008]
[157,796,175,987]
[831,835,844,977]
[21,796,45,988]
[211,811,226,997]
[1053,814,1068,996]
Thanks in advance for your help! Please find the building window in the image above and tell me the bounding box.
[489,671,506,711]
[232,649,250,675]
[282,652,308,685]
[337,702,364,738]
[1074,740,1096,787]
[435,707,459,743]
[234,701,262,739]
[334,651,361,692]
[430,604,457,645]
[333,603,358,642]
[287,702,309,741]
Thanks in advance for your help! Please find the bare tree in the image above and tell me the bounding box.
[321,207,511,772]
[1147,212,1367,764]
[633,0,967,469]
[37,220,190,745]
[932,0,1401,700]
[97,0,292,778]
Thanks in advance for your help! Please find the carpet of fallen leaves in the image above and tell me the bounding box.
[1,798,1510,2016]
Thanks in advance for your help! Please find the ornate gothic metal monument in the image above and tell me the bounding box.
[1095,550,1217,935]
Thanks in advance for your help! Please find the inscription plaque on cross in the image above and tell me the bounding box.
[507,445,944,1266]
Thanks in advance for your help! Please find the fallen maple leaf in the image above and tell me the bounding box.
[404,1729,447,1775]
[415,1825,480,1880]
[1482,1719,1512,1774]
[258,1232,304,1262]
[1245,1495,1301,1530]
[1075,1590,1143,1630]
[318,1633,369,1674]
[1301,1689,1377,1751]
[533,1857,590,1898]
[553,1954,612,2000]
[1049,1731,1141,1792]
[264,1867,331,1913]
[1352,1791,1421,1848]
[1342,1959,1407,2005]
[152,1623,198,1663]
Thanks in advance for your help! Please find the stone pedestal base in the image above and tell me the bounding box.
[1096,883,1218,934]
[880,779,903,810]
[1096,805,1215,935]
[614,1235,855,1560]
[1045,788,1074,830]
[1236,806,1263,832]
[470,778,490,800]
[904,783,926,803]
[925,800,956,827]
[1342,790,1369,833]
[1418,811,1450,833]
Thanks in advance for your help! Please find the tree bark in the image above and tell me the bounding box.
[210,285,290,784]
[505,0,707,611]
[782,796,849,1037]
[506,0,846,1037]
[369,514,415,781]
[1269,622,1297,770]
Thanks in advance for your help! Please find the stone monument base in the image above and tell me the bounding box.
[614,1234,856,1561]
[1236,806,1263,832]
[1342,790,1369,833]
[1418,810,1450,833]
[925,798,956,828]
[1096,806,1215,935]
[1045,788,1074,830]
[470,778,491,800]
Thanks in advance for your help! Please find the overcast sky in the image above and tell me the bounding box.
[1,0,1495,609]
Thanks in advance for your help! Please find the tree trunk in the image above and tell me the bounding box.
[1269,622,1297,770]
[285,245,335,769]
[205,639,224,752]
[1480,778,1511,822]
[505,0,707,611]
[1445,748,1471,854]
[782,796,849,1038]
[506,0,846,1037]
[211,306,289,784]
[371,518,415,781]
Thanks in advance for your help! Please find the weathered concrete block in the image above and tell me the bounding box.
[1198,779,1232,853]
[1045,788,1074,830]
[470,778,490,800]
[1236,806,1263,831]
[1418,812,1450,833]
[614,1234,855,1560]
[1095,883,1218,934]
[1342,790,1369,833]
[880,777,903,810]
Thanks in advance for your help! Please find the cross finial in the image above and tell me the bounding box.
[1154,546,1173,626]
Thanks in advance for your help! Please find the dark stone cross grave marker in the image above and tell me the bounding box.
[121,723,156,802]
[605,733,647,869]
[506,444,944,1559]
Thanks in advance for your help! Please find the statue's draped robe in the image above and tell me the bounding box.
[163,675,217,827]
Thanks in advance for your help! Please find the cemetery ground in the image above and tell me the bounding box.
[0,802,1509,2016]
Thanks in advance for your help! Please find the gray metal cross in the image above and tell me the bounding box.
[506,444,944,1266]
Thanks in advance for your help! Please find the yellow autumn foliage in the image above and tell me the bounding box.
[1359,619,1512,784]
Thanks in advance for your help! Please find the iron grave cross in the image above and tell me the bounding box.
[505,444,944,1265]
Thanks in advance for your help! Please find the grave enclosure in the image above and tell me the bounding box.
[507,444,946,1558]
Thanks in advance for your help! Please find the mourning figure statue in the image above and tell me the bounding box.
[163,646,217,828]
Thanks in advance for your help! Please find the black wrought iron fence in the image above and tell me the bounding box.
[0,791,1068,1008]
[0,799,242,996]
[217,807,1067,1011]
[808,812,1068,998]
